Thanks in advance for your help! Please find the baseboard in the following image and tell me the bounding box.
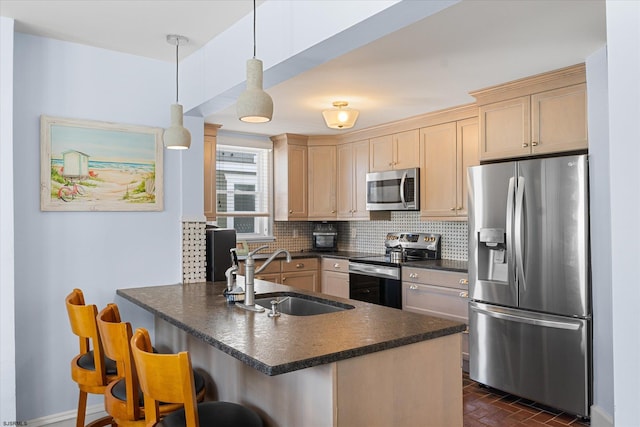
[589,404,614,427]
[27,404,107,427]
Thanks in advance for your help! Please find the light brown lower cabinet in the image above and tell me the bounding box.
[320,258,350,299]
[402,267,470,371]
[239,257,319,292]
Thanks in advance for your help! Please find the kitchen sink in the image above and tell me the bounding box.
[254,292,355,316]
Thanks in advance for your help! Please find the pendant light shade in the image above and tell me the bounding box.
[237,0,273,123]
[164,34,191,150]
[237,58,273,123]
[322,101,359,130]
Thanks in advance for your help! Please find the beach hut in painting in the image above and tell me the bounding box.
[61,150,90,179]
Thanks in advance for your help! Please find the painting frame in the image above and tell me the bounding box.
[40,115,164,212]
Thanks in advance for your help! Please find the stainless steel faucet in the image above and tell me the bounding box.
[236,245,292,313]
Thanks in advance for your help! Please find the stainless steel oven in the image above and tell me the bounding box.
[348,232,441,309]
[348,262,401,309]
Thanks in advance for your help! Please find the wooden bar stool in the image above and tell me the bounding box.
[130,328,263,427]
[65,289,117,427]
[97,303,206,426]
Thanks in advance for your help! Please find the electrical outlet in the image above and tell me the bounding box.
[292,228,298,238]
[350,228,357,239]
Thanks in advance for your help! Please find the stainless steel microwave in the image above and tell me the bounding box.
[366,168,419,211]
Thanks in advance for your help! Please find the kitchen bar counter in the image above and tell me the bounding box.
[117,279,465,375]
[117,279,465,426]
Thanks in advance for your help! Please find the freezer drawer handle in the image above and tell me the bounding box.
[474,305,581,330]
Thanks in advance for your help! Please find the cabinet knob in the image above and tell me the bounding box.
[409,284,418,290]
[522,142,529,148]
[333,263,341,269]
[459,291,469,298]
[450,207,456,211]
[409,273,418,279]
[459,279,469,285]
[456,206,463,210]
[296,263,304,269]
[532,141,539,147]
[289,210,293,214]
[331,210,336,213]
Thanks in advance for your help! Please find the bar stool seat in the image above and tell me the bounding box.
[131,327,263,427]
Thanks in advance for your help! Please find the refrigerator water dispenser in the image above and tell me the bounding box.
[477,228,508,282]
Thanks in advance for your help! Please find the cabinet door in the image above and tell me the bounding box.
[308,145,336,219]
[321,271,349,299]
[456,117,479,217]
[254,273,281,284]
[479,96,531,161]
[421,122,457,218]
[203,125,218,221]
[393,129,420,170]
[531,83,588,155]
[369,135,393,172]
[336,144,354,219]
[281,271,317,292]
[287,145,308,219]
[352,140,370,220]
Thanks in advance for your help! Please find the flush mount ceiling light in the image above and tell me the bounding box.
[322,101,359,130]
[237,0,273,123]
[163,34,191,150]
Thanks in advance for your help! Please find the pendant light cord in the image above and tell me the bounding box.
[252,0,256,58]
[175,40,179,103]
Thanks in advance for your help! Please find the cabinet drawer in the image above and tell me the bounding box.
[402,267,468,290]
[402,282,469,324]
[321,258,349,272]
[282,257,318,272]
[238,260,281,276]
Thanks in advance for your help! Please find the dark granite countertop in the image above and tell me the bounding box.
[117,279,465,376]
[402,259,468,273]
[240,250,468,273]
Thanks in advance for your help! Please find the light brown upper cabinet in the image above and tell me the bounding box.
[337,140,369,220]
[272,134,308,221]
[204,124,221,221]
[369,129,420,172]
[472,63,587,161]
[420,117,478,220]
[308,144,337,220]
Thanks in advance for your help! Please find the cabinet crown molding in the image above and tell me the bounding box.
[470,63,586,106]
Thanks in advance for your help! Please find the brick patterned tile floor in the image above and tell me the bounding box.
[463,373,590,426]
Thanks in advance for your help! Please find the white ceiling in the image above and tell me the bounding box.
[1,0,606,137]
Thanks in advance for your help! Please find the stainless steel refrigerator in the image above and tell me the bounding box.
[467,154,591,417]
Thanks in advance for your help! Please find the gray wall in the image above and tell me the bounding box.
[11,33,189,420]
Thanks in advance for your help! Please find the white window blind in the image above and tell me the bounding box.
[215,133,273,240]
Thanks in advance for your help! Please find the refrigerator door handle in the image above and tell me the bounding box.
[514,176,526,292]
[471,303,580,331]
[506,177,516,284]
[400,170,407,208]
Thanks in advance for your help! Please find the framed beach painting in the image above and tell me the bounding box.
[40,115,164,212]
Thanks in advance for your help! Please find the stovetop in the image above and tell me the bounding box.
[349,232,442,268]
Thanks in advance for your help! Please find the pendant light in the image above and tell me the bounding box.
[237,0,273,123]
[322,101,359,129]
[163,34,191,150]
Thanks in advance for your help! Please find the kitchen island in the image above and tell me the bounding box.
[117,279,465,427]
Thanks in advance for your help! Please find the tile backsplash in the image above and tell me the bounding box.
[250,212,468,260]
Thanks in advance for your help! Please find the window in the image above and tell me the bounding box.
[215,134,273,241]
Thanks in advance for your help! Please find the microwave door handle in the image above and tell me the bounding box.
[400,171,408,208]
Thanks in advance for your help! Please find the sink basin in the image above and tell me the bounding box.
[254,292,355,316]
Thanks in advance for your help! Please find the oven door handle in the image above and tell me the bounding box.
[349,263,400,280]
